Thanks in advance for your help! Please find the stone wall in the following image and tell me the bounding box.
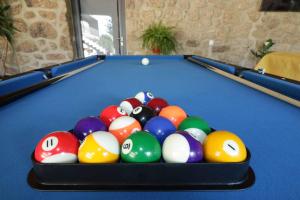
[125,0,300,68]
[0,0,73,75]
[1,0,299,75]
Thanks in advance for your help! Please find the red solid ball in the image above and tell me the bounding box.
[99,105,128,127]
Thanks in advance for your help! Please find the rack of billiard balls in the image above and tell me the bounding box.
[34,91,247,164]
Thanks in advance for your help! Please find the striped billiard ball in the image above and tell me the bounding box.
[34,131,79,163]
[78,131,119,163]
[120,97,142,115]
[109,116,142,144]
[162,131,203,163]
[135,91,154,104]
[178,116,211,144]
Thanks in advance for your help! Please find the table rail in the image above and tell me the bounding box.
[186,56,300,108]
[0,60,104,106]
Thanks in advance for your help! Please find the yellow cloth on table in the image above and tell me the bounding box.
[255,52,300,81]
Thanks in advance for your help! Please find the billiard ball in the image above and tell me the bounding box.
[141,58,149,66]
[73,116,107,141]
[147,97,169,113]
[144,116,176,144]
[257,67,265,74]
[203,131,247,162]
[121,131,161,163]
[135,91,154,104]
[34,131,79,163]
[120,97,142,115]
[108,116,142,144]
[130,106,156,127]
[178,116,211,144]
[159,105,187,128]
[78,131,119,163]
[99,105,127,127]
[162,131,203,163]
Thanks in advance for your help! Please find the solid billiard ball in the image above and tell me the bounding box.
[120,97,142,115]
[162,131,203,163]
[203,131,247,162]
[144,116,176,144]
[73,116,107,141]
[147,97,169,113]
[159,105,187,128]
[178,116,211,144]
[78,131,119,163]
[34,131,79,163]
[130,105,156,127]
[141,58,150,66]
[121,131,161,163]
[135,91,154,104]
[99,105,127,127]
[108,116,142,144]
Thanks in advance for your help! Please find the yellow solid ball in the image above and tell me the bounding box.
[78,131,120,163]
[203,130,247,163]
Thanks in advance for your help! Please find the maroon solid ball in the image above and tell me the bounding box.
[147,98,169,113]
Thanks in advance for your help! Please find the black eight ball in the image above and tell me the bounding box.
[130,105,156,127]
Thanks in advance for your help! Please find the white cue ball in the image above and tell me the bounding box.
[141,58,150,66]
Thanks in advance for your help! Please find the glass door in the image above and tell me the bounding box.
[79,0,124,57]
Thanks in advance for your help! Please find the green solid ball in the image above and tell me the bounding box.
[178,116,211,143]
[121,131,161,163]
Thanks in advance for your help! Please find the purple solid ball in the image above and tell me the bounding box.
[176,130,203,162]
[73,116,107,141]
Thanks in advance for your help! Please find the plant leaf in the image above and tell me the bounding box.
[0,3,18,46]
[141,21,177,54]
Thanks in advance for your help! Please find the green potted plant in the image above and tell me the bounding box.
[251,39,275,59]
[141,22,178,55]
[0,3,18,76]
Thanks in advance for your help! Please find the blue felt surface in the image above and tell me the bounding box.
[0,71,46,96]
[0,56,300,199]
[241,70,300,100]
[192,56,237,74]
[51,55,98,77]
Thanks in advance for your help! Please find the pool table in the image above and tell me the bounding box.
[1,55,300,199]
